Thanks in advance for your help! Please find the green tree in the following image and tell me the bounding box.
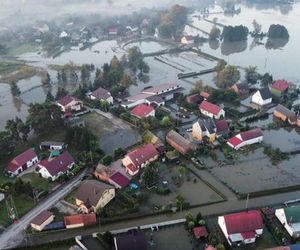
[46,91,54,102]
[143,163,159,186]
[10,81,21,97]
[176,195,185,212]
[221,25,249,42]
[268,24,289,39]
[214,59,226,73]
[42,72,51,85]
[161,116,171,127]
[114,147,125,159]
[177,165,186,179]
[217,65,240,88]
[190,80,204,94]
[216,244,226,250]
[55,87,68,100]
[121,73,132,87]
[101,155,112,165]
[261,73,273,86]
[245,66,260,84]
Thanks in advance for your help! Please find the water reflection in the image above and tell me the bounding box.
[220,40,247,55]
[265,38,289,50]
[209,39,220,50]
[13,98,22,112]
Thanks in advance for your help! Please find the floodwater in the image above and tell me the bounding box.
[190,1,300,83]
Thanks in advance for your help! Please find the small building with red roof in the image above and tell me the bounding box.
[6,148,38,176]
[122,144,158,176]
[271,80,289,96]
[227,128,263,150]
[57,95,83,112]
[31,210,54,231]
[199,100,225,119]
[218,210,263,246]
[193,226,208,239]
[64,213,96,229]
[38,151,75,181]
[130,104,155,119]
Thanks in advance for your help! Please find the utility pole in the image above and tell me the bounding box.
[245,193,250,212]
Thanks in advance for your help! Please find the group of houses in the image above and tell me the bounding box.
[5,141,75,181]
[273,104,300,127]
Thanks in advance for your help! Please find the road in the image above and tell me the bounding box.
[0,170,86,250]
[27,186,300,247]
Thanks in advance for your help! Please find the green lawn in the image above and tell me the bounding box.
[0,61,24,75]
[7,43,39,56]
[0,194,34,227]
[21,173,57,192]
[64,187,78,205]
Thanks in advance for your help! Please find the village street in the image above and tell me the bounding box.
[0,170,87,250]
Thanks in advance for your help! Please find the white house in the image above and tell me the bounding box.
[218,210,263,246]
[38,151,75,181]
[57,95,83,112]
[275,206,300,238]
[227,128,263,150]
[192,118,217,143]
[75,180,115,213]
[251,88,272,106]
[40,141,66,151]
[122,144,158,176]
[89,87,113,104]
[6,148,38,177]
[199,100,225,119]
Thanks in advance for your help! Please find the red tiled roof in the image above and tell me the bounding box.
[130,104,154,118]
[6,148,37,172]
[31,210,53,226]
[272,80,289,92]
[199,100,221,116]
[39,151,74,176]
[205,246,217,250]
[193,226,208,239]
[200,91,210,98]
[91,87,111,100]
[227,137,243,147]
[110,172,130,188]
[126,163,139,174]
[241,231,256,240]
[240,128,263,141]
[58,95,82,107]
[215,119,229,134]
[127,144,158,168]
[64,213,96,227]
[223,210,263,234]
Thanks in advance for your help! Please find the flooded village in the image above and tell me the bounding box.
[1,0,300,250]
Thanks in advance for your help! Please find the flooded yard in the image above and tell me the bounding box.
[211,150,300,194]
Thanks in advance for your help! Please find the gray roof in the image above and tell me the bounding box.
[274,104,296,119]
[146,95,164,103]
[91,87,111,100]
[259,88,272,100]
[41,141,65,147]
[197,118,216,134]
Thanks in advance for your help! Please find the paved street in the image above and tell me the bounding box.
[0,170,86,250]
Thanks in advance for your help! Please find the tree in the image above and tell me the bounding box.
[101,155,112,165]
[216,244,226,250]
[42,72,51,85]
[55,87,68,100]
[190,80,204,94]
[161,116,171,127]
[10,81,21,97]
[261,73,273,86]
[114,147,125,159]
[100,100,109,112]
[26,102,63,134]
[45,91,54,102]
[177,165,186,179]
[245,66,260,84]
[268,24,289,39]
[176,195,185,212]
[143,163,159,186]
[214,59,226,73]
[221,25,249,42]
[209,26,221,40]
[121,73,132,87]
[217,65,240,88]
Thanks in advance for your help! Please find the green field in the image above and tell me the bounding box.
[7,43,39,56]
[0,61,24,75]
[21,173,57,193]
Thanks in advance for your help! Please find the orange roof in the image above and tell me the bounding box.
[64,213,96,226]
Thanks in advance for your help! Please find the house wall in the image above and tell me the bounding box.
[252,92,272,106]
[31,215,54,231]
[192,123,203,141]
[218,216,230,245]
[200,108,214,118]
[271,88,282,97]
[66,223,84,229]
[122,156,133,168]
[216,110,225,119]
[273,111,287,122]
[95,188,115,210]
[240,136,263,149]
[145,109,155,118]
[166,137,190,155]
[200,109,225,120]
[275,208,295,237]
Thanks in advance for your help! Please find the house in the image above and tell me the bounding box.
[193,226,208,239]
[40,141,66,151]
[57,95,83,112]
[6,148,38,176]
[231,83,250,95]
[215,119,230,137]
[122,144,158,176]
[218,210,263,246]
[114,230,147,250]
[251,88,272,106]
[271,80,289,97]
[186,93,202,104]
[192,118,217,143]
[94,164,130,189]
[273,104,296,125]
[30,210,54,231]
[142,84,181,99]
[38,151,75,181]
[130,104,155,119]
[199,100,225,119]
[227,128,263,150]
[75,180,115,213]
[166,130,193,155]
[108,28,118,35]
[64,213,96,229]
[181,35,194,44]
[145,95,165,107]
[89,87,113,104]
[275,206,300,238]
[200,91,210,100]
